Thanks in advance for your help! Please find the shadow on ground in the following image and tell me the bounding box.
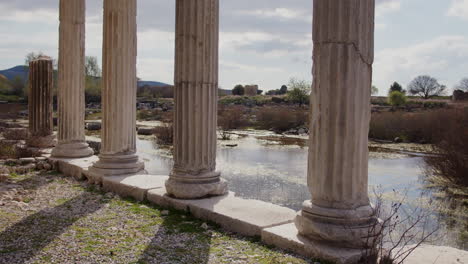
[0,192,106,264]
[136,210,212,264]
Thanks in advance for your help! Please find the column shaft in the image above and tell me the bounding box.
[295,0,379,249]
[52,0,93,158]
[165,0,227,199]
[89,0,144,182]
[28,57,55,148]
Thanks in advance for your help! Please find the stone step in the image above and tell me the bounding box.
[147,187,296,237]
[102,174,167,201]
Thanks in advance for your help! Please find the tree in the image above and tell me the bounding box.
[11,76,25,97]
[25,51,57,69]
[388,91,407,106]
[371,85,379,95]
[286,77,311,106]
[279,85,288,95]
[389,82,405,94]
[25,51,45,65]
[455,78,468,92]
[232,84,245,96]
[85,56,101,77]
[408,75,446,99]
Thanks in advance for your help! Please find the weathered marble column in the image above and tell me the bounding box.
[88,0,144,181]
[295,0,379,249]
[52,0,93,158]
[28,57,55,148]
[165,0,228,199]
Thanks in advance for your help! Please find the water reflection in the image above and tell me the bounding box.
[136,133,465,249]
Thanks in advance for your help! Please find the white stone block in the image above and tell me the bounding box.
[102,174,167,201]
[147,188,296,236]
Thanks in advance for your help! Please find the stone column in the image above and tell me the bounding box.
[88,0,144,181]
[165,0,227,199]
[52,0,93,158]
[295,0,379,249]
[28,57,55,148]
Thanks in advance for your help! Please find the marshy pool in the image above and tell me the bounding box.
[135,130,466,250]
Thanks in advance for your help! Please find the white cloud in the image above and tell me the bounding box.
[447,0,468,20]
[239,8,312,22]
[374,35,468,94]
[376,0,401,17]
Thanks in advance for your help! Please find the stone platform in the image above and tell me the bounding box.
[48,155,468,264]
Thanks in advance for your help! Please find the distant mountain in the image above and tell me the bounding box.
[137,80,171,88]
[0,65,29,82]
[0,65,172,87]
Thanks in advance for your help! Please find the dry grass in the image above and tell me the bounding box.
[369,109,457,143]
[153,123,173,146]
[425,109,468,187]
[256,106,308,133]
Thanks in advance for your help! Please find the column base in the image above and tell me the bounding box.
[165,171,228,199]
[295,200,381,249]
[51,141,94,158]
[87,152,145,184]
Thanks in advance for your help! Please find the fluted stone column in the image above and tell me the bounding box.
[88,0,144,181]
[28,57,55,148]
[295,0,379,249]
[52,0,93,158]
[165,0,227,199]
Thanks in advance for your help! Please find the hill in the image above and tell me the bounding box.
[137,80,170,88]
[0,65,172,88]
[0,65,29,82]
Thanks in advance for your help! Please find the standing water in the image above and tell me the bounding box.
[136,131,466,249]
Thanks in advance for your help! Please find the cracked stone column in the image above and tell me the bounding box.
[295,0,379,250]
[165,0,228,199]
[28,57,55,148]
[88,0,144,182]
[52,0,93,158]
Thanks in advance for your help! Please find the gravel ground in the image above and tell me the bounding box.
[0,170,327,264]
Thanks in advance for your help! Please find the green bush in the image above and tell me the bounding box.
[388,91,407,106]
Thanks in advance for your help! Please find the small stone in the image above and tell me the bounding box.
[104,192,114,199]
[0,174,8,182]
[43,163,52,170]
[0,166,9,174]
[19,157,35,164]
[36,162,44,170]
[201,223,209,230]
[161,210,169,216]
[35,157,47,162]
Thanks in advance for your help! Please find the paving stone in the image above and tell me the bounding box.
[102,174,167,201]
[147,188,296,237]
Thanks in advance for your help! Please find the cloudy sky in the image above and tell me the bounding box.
[0,0,467,95]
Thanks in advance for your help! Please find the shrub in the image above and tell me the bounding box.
[232,85,245,96]
[218,105,249,131]
[369,110,455,143]
[0,141,16,159]
[286,78,311,106]
[256,107,308,133]
[388,91,407,106]
[425,109,468,187]
[153,123,173,146]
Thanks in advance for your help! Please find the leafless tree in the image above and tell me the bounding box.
[455,78,468,92]
[361,188,440,264]
[408,75,446,99]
